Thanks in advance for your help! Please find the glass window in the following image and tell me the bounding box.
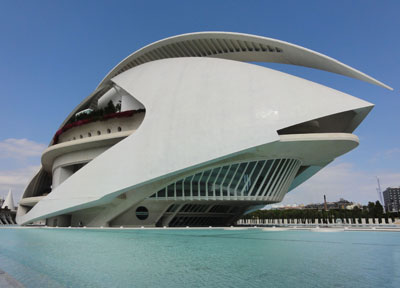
[167,184,174,198]
[176,180,183,197]
[184,176,193,197]
[136,206,149,220]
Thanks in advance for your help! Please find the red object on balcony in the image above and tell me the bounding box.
[52,109,144,145]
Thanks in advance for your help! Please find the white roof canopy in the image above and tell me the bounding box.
[98,32,392,90]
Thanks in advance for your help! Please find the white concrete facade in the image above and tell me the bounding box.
[16,32,390,227]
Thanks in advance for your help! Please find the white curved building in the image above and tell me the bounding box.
[17,32,391,227]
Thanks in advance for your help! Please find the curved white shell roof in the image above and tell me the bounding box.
[18,57,374,225]
[98,31,392,90]
[17,32,390,226]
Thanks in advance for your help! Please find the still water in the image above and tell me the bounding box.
[0,228,399,288]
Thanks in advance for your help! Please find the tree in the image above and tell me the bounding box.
[375,201,384,216]
[104,100,117,115]
[367,202,376,217]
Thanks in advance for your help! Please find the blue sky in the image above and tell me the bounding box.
[0,0,399,205]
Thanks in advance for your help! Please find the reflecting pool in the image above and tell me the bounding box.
[0,228,399,287]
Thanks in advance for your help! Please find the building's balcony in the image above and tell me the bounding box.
[53,109,145,145]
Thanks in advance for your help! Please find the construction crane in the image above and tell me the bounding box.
[376,176,385,212]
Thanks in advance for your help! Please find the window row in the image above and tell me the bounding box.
[68,126,123,141]
[150,159,301,200]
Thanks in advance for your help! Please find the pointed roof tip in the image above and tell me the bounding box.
[372,80,393,91]
[2,189,16,211]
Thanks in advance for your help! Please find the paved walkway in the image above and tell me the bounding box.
[0,269,24,288]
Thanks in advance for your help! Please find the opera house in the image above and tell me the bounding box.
[16,32,391,227]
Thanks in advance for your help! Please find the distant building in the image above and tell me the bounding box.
[383,187,400,212]
[0,190,16,225]
[1,190,16,211]
[271,204,305,210]
[304,198,359,210]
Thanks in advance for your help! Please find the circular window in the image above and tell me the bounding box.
[118,126,122,132]
[107,129,111,134]
[88,132,91,137]
[97,131,101,135]
[135,206,149,220]
[80,135,83,139]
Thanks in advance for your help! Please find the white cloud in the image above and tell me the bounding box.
[281,162,400,206]
[369,147,400,163]
[383,148,400,157]
[0,138,46,159]
[0,165,41,202]
[0,138,45,202]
